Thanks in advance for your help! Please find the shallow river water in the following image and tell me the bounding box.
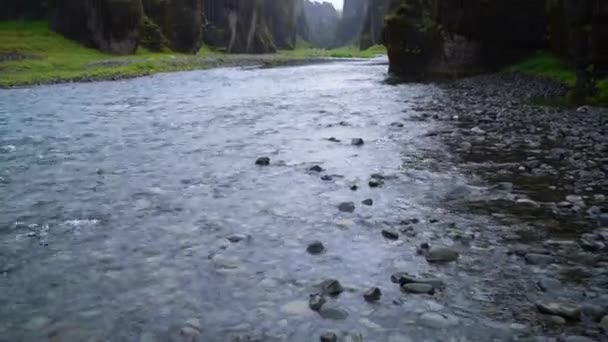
[0,60,603,341]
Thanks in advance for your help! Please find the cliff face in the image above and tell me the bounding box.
[50,0,143,55]
[142,0,204,53]
[301,0,339,48]
[360,0,391,49]
[335,0,367,46]
[382,0,546,78]
[264,0,299,50]
[0,0,47,20]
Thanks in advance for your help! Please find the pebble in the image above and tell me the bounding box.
[536,302,581,321]
[309,165,324,172]
[320,332,338,342]
[581,303,606,321]
[382,229,399,240]
[309,293,326,311]
[369,179,383,188]
[307,241,325,255]
[351,138,364,146]
[328,137,340,142]
[362,199,373,206]
[419,312,459,328]
[363,287,382,302]
[338,202,355,213]
[350,185,359,191]
[255,157,270,166]
[536,277,562,293]
[401,283,434,294]
[320,279,344,296]
[226,234,248,243]
[470,126,486,134]
[425,247,459,263]
[524,253,557,265]
[546,315,567,325]
[321,175,333,181]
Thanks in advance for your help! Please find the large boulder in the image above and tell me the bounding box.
[50,0,143,55]
[142,0,203,54]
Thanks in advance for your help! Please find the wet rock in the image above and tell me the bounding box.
[226,234,248,243]
[328,137,341,142]
[600,315,608,331]
[321,175,333,181]
[370,174,385,180]
[536,302,581,321]
[338,202,355,213]
[319,307,349,320]
[350,185,359,191]
[362,199,373,206]
[419,312,459,328]
[309,293,326,311]
[363,287,382,302]
[425,247,459,263]
[351,138,364,146]
[524,253,556,266]
[401,283,434,294]
[579,237,605,252]
[470,126,486,134]
[368,179,383,188]
[460,141,472,151]
[309,165,324,173]
[320,279,344,296]
[255,157,270,166]
[382,229,399,240]
[581,303,606,321]
[545,315,567,325]
[307,241,325,255]
[515,198,540,209]
[536,277,562,293]
[320,332,338,342]
[577,105,590,113]
[391,122,405,128]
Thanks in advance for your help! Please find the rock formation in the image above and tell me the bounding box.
[142,0,204,53]
[360,0,390,49]
[335,0,367,46]
[301,0,339,48]
[49,0,143,55]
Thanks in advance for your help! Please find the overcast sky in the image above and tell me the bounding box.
[317,0,344,10]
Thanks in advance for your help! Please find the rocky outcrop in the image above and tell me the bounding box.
[335,0,367,46]
[360,0,390,49]
[264,0,299,50]
[301,0,339,48]
[382,0,546,78]
[142,0,203,54]
[0,0,47,20]
[50,0,143,55]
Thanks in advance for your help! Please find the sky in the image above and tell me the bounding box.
[318,0,344,10]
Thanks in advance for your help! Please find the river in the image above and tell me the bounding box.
[0,60,605,341]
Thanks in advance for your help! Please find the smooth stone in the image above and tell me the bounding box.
[255,157,270,166]
[362,199,373,206]
[309,294,326,311]
[524,253,556,265]
[460,141,472,150]
[321,175,333,181]
[581,303,606,321]
[338,202,355,213]
[309,165,324,172]
[425,247,459,263]
[401,283,434,294]
[351,138,364,146]
[419,312,459,328]
[579,238,605,252]
[390,272,445,290]
[307,241,325,255]
[226,234,248,243]
[382,229,399,240]
[320,332,338,342]
[350,185,358,191]
[368,179,383,188]
[470,126,486,134]
[318,307,349,320]
[328,137,340,142]
[515,198,540,208]
[545,315,566,325]
[536,277,562,293]
[363,287,382,302]
[600,315,608,330]
[320,279,344,296]
[536,302,581,320]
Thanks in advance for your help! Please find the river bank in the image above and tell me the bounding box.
[0,21,386,88]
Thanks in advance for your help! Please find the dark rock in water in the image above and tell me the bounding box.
[362,199,373,206]
[382,229,399,240]
[309,165,324,173]
[369,179,383,188]
[425,247,459,263]
[350,185,359,191]
[579,237,605,252]
[363,287,382,302]
[338,202,355,213]
[255,157,270,166]
[309,293,326,311]
[50,0,143,54]
[391,272,446,290]
[401,283,435,294]
[328,137,341,142]
[320,279,344,296]
[351,138,364,146]
[536,277,562,293]
[390,122,404,128]
[536,302,581,321]
[319,307,349,320]
[226,234,249,243]
[307,241,325,255]
[320,332,338,342]
[420,242,430,250]
[321,175,333,181]
[524,253,557,265]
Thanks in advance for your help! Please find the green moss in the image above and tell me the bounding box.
[282,45,386,59]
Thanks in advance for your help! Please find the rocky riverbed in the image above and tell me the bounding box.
[0,60,607,341]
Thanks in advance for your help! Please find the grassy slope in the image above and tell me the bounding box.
[508,52,607,106]
[0,21,386,87]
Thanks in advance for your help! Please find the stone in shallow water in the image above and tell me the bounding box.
[320,332,338,342]
[309,293,326,311]
[418,312,459,328]
[307,241,325,255]
[382,229,399,240]
[536,302,581,321]
[368,179,383,188]
[338,202,355,213]
[401,283,434,294]
[524,253,556,265]
[363,287,382,302]
[321,175,333,181]
[351,138,364,146]
[536,277,562,293]
[425,247,459,263]
[319,307,349,320]
[581,303,606,321]
[362,199,373,206]
[309,165,324,172]
[226,234,248,243]
[320,279,344,296]
[601,315,608,330]
[255,157,270,166]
